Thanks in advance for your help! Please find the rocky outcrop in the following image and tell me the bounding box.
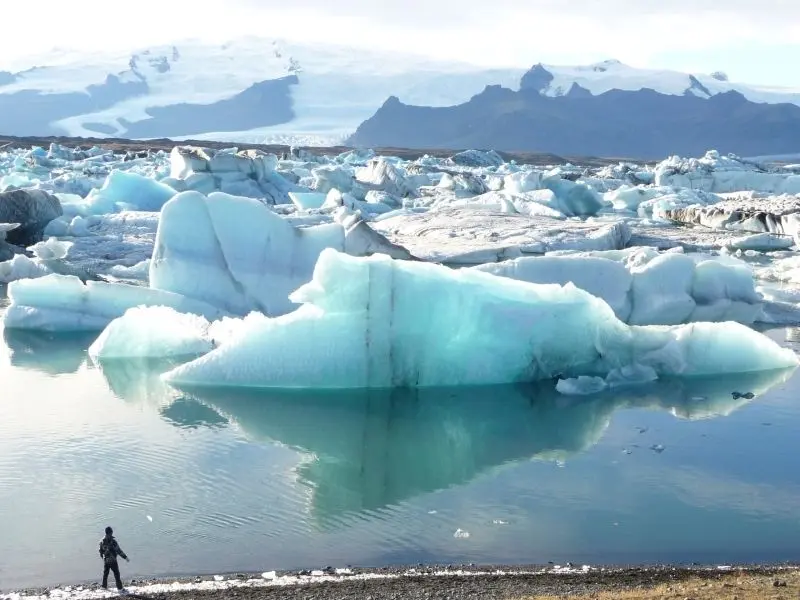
[447,150,505,168]
[0,189,63,246]
[0,223,19,261]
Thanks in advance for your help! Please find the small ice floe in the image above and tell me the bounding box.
[428,510,437,514]
[213,576,224,582]
[650,444,665,454]
[261,571,276,579]
[492,519,508,525]
[335,568,353,575]
[550,563,593,574]
[146,515,153,522]
[453,528,470,539]
[556,376,607,396]
[311,570,324,577]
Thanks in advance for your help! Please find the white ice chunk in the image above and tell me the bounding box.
[163,250,797,390]
[0,254,50,283]
[70,216,91,236]
[606,185,663,211]
[504,170,542,194]
[729,233,794,251]
[28,237,73,260]
[288,192,327,211]
[89,306,212,360]
[109,259,151,281]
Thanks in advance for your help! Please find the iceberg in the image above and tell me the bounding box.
[473,256,633,320]
[655,150,800,194]
[163,249,797,390]
[472,250,764,325]
[369,206,631,264]
[662,195,800,245]
[150,191,410,317]
[540,176,604,217]
[80,170,177,215]
[3,273,225,331]
[166,146,300,204]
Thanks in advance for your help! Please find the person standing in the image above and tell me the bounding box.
[99,526,129,590]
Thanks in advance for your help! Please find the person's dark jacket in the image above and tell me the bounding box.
[99,536,128,564]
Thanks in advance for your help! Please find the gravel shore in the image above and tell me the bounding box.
[6,565,799,600]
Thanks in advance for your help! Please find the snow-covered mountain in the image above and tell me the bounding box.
[1,40,799,147]
[0,38,524,145]
[349,59,800,158]
[520,59,800,105]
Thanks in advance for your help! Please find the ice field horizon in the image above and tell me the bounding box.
[2,142,800,589]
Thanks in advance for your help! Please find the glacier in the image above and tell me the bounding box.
[161,249,797,390]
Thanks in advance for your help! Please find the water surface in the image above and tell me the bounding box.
[1,318,800,590]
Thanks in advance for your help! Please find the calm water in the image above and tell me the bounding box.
[1,303,800,589]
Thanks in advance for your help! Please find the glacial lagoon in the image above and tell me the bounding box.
[2,302,799,590]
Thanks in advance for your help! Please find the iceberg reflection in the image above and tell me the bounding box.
[95,356,231,428]
[2,327,96,375]
[181,369,793,521]
[95,356,188,407]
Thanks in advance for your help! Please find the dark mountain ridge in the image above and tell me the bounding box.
[347,79,800,158]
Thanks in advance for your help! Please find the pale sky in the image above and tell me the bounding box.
[6,0,800,87]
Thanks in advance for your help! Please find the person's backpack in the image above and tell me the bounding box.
[101,539,117,563]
